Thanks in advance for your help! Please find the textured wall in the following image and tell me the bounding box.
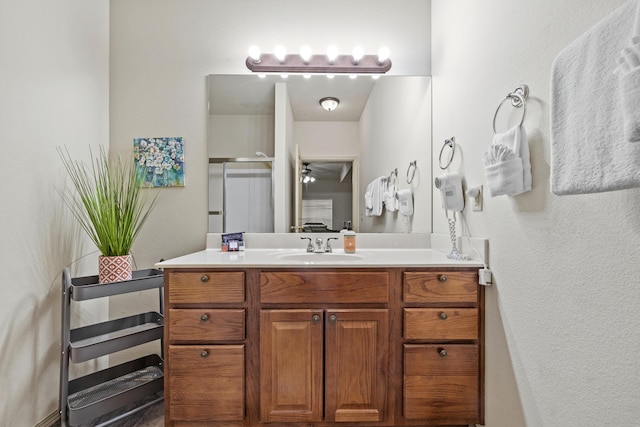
[432,0,640,425]
[0,1,109,425]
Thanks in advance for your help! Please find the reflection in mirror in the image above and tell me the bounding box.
[207,74,432,234]
[300,160,353,233]
[208,157,274,233]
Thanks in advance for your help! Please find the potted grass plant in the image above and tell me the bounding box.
[58,146,159,283]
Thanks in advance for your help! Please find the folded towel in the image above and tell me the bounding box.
[383,180,398,212]
[616,35,640,142]
[483,125,531,197]
[364,177,385,216]
[484,158,524,197]
[551,0,640,195]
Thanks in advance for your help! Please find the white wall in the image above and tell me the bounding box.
[0,1,109,425]
[432,0,640,426]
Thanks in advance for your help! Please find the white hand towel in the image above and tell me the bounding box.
[383,180,398,212]
[365,177,385,217]
[551,0,640,195]
[483,125,530,197]
[364,181,374,210]
[616,35,640,142]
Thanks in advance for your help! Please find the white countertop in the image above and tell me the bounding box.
[156,248,484,269]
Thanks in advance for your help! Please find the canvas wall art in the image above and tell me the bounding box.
[133,137,185,187]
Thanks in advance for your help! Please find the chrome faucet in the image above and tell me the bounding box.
[301,236,338,253]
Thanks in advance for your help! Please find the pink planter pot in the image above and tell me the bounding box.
[98,254,133,284]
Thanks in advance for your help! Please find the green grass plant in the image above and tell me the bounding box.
[58,146,159,257]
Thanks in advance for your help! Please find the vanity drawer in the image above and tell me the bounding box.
[404,343,480,422]
[169,309,245,342]
[260,271,388,303]
[404,308,478,340]
[404,271,477,304]
[168,271,245,304]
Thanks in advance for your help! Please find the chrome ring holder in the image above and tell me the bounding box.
[439,137,456,170]
[493,84,529,134]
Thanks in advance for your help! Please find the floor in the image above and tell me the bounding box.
[55,393,164,427]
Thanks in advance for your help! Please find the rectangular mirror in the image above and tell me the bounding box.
[207,74,432,234]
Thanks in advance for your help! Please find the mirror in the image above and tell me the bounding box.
[207,74,432,234]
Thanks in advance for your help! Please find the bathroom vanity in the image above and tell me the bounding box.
[158,246,484,427]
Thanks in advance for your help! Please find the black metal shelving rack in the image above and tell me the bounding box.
[59,268,164,427]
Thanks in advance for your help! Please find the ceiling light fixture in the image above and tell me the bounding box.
[246,45,392,74]
[319,97,340,111]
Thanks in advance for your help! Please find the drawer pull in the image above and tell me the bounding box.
[439,312,448,320]
[200,350,209,358]
[438,348,448,358]
[200,274,209,283]
[329,314,337,323]
[200,314,209,321]
[312,314,321,323]
[438,274,447,282]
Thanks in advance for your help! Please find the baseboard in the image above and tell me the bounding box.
[34,410,60,427]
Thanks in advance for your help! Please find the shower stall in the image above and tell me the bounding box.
[208,157,275,233]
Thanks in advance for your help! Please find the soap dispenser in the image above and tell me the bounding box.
[343,221,356,254]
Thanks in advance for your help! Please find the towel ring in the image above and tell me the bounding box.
[407,160,417,184]
[493,84,529,134]
[439,137,456,170]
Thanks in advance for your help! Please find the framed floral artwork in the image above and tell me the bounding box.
[133,137,185,187]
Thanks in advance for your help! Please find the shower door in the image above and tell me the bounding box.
[208,158,274,233]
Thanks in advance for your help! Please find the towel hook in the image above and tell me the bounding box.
[407,160,417,184]
[439,137,456,170]
[493,84,529,134]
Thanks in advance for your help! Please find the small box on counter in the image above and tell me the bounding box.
[221,232,245,252]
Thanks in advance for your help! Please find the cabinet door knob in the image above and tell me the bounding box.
[439,312,448,320]
[200,314,209,321]
[438,274,447,282]
[312,314,321,323]
[200,350,209,358]
[200,274,209,283]
[329,314,337,323]
[438,348,447,358]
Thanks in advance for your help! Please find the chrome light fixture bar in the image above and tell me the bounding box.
[246,46,392,74]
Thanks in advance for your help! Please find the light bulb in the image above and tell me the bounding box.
[258,73,266,79]
[248,45,261,63]
[371,74,381,80]
[303,74,311,79]
[349,74,358,79]
[300,45,312,63]
[327,45,338,63]
[377,47,390,63]
[352,46,364,64]
[280,73,289,79]
[326,73,335,79]
[274,45,287,62]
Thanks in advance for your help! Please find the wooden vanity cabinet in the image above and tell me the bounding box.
[403,270,484,425]
[164,270,246,426]
[164,266,483,427]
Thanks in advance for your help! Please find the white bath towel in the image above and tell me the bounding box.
[615,35,640,142]
[551,0,640,195]
[483,125,531,197]
[364,176,385,217]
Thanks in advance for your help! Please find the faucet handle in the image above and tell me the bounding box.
[325,237,339,252]
[300,236,313,252]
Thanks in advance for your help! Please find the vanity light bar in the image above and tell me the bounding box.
[246,47,392,74]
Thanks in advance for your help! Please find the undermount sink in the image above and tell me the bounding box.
[275,252,364,263]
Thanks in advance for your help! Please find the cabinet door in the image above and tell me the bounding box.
[168,344,244,422]
[260,309,324,423]
[325,309,388,423]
